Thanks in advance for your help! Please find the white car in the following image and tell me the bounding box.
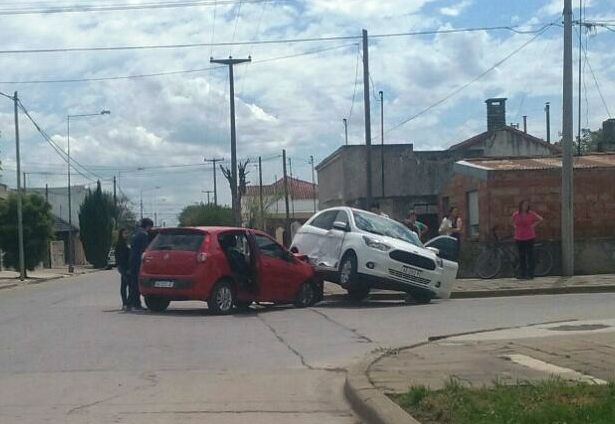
[290,207,458,303]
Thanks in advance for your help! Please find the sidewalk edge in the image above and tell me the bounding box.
[344,347,425,424]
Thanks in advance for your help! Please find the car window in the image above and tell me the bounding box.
[255,234,286,260]
[425,235,458,262]
[309,210,338,230]
[149,230,205,252]
[352,210,422,246]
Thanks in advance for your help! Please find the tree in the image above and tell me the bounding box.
[220,159,250,217]
[79,181,114,268]
[0,192,54,272]
[113,194,137,229]
[178,203,233,227]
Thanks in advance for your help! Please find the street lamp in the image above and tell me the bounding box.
[140,186,161,220]
[66,109,110,273]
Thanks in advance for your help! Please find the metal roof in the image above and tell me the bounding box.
[459,154,615,171]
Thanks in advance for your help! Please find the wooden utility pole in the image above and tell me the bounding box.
[204,157,224,205]
[13,92,25,281]
[545,102,551,143]
[562,0,574,276]
[362,29,373,209]
[258,156,264,229]
[310,155,316,213]
[210,56,251,226]
[282,150,290,246]
[343,118,348,145]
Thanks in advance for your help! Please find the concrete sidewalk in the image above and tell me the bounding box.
[325,273,615,300]
[346,319,615,424]
[0,266,99,290]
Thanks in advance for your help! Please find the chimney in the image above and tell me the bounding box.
[485,98,507,132]
[523,115,527,133]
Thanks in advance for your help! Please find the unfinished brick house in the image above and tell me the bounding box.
[442,154,615,275]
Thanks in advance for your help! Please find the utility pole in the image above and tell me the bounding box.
[288,157,295,218]
[202,190,214,204]
[113,176,117,229]
[140,195,144,220]
[545,102,551,143]
[362,29,373,209]
[343,118,348,145]
[282,150,290,246]
[13,92,25,281]
[210,56,251,226]
[258,156,264,229]
[562,0,575,276]
[523,115,528,133]
[45,184,49,203]
[23,172,27,193]
[379,90,384,197]
[204,157,224,205]
[577,0,583,156]
[310,155,317,212]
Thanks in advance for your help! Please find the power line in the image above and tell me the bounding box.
[0,24,557,55]
[346,43,361,124]
[0,0,281,16]
[579,31,612,118]
[1,43,354,84]
[386,24,554,134]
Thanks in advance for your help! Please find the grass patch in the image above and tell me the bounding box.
[390,378,615,424]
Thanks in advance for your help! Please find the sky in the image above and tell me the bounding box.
[0,0,614,226]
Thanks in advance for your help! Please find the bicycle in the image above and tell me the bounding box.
[475,228,553,279]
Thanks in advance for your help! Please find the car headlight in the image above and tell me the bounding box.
[363,236,391,252]
[436,257,444,268]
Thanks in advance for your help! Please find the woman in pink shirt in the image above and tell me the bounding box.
[512,200,544,279]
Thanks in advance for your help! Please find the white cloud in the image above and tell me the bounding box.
[439,0,473,17]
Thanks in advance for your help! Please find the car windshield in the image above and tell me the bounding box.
[352,210,422,247]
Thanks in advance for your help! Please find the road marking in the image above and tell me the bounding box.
[500,354,607,385]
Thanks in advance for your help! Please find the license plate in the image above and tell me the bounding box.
[154,280,174,288]
[401,266,421,278]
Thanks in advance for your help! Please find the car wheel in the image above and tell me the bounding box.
[339,253,357,289]
[347,285,370,302]
[208,280,235,315]
[295,282,317,308]
[144,295,170,312]
[409,292,432,304]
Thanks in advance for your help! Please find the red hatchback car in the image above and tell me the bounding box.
[139,227,322,314]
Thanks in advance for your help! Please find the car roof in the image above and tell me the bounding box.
[156,226,273,237]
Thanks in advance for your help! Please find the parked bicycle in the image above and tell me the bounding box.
[475,227,553,279]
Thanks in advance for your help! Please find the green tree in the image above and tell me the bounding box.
[79,181,114,268]
[178,203,233,227]
[0,192,54,272]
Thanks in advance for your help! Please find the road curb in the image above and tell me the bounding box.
[0,270,100,291]
[344,346,426,424]
[0,283,19,291]
[325,284,615,302]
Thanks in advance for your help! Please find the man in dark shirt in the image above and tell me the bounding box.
[128,218,154,310]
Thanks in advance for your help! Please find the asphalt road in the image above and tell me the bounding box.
[2,270,615,423]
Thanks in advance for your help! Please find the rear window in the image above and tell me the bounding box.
[149,230,205,252]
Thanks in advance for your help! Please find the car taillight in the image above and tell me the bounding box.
[197,252,208,263]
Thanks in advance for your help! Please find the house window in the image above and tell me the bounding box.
[467,191,479,239]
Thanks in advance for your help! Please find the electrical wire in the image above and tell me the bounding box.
[346,43,361,125]
[1,43,354,84]
[579,34,612,118]
[0,0,280,16]
[386,24,554,134]
[0,24,557,55]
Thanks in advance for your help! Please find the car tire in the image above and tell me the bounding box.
[295,282,317,308]
[144,295,170,312]
[409,292,432,304]
[208,280,236,315]
[347,285,370,302]
[339,252,358,289]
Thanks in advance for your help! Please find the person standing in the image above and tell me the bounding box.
[128,218,154,310]
[439,207,462,258]
[114,228,131,311]
[404,209,429,241]
[512,200,544,280]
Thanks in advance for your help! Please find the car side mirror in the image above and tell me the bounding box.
[332,221,349,232]
[426,246,440,256]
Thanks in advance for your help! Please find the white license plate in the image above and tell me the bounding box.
[401,266,422,278]
[154,280,174,288]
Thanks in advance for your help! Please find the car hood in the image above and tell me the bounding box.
[358,231,437,260]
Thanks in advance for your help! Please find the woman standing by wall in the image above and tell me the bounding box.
[512,200,544,280]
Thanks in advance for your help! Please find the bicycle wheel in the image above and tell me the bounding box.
[533,246,553,277]
[475,248,502,279]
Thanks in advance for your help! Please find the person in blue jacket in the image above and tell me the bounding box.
[127,218,154,311]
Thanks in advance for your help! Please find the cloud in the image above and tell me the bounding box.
[439,0,473,17]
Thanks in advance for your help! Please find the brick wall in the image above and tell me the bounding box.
[442,167,615,242]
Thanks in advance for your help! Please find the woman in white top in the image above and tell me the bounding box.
[439,207,463,240]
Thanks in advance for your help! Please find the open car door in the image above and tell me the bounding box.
[424,235,459,298]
